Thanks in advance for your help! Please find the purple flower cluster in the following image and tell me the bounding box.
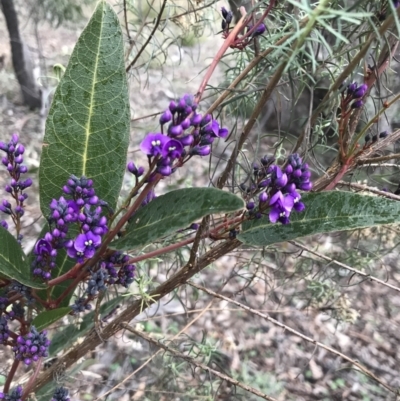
[344,82,368,109]
[0,134,32,235]
[134,94,228,178]
[12,326,50,366]
[32,175,108,280]
[243,153,312,225]
[0,386,22,401]
[51,387,70,401]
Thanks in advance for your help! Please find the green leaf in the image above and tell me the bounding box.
[111,188,244,251]
[32,307,71,331]
[0,227,45,289]
[239,191,400,246]
[49,297,121,356]
[39,1,130,216]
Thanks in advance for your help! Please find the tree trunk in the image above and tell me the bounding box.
[0,0,41,109]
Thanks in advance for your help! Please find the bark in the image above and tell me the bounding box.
[0,0,41,109]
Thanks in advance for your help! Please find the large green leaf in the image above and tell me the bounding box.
[111,188,244,251]
[239,191,400,246]
[0,227,44,289]
[39,1,130,216]
[49,296,122,356]
[32,307,71,331]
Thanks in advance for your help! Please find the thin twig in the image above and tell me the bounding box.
[123,0,131,44]
[122,324,279,401]
[188,282,398,395]
[290,240,400,294]
[95,286,222,400]
[336,181,400,201]
[358,152,400,164]
[125,0,167,73]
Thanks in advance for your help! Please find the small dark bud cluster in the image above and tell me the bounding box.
[365,131,389,144]
[221,6,233,31]
[0,386,22,401]
[51,387,71,401]
[70,251,135,313]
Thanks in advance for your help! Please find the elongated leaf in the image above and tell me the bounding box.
[39,1,130,216]
[49,297,121,356]
[239,191,400,246]
[32,307,71,331]
[111,188,244,251]
[0,227,44,289]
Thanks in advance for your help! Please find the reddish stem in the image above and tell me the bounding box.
[325,160,353,191]
[21,358,43,401]
[195,15,247,103]
[4,358,19,393]
[127,214,244,265]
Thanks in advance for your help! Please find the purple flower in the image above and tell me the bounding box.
[191,113,202,126]
[218,127,229,138]
[353,84,368,98]
[159,109,172,125]
[288,191,305,212]
[250,23,266,37]
[140,133,168,156]
[179,135,194,146]
[162,139,183,159]
[190,145,211,157]
[259,192,268,203]
[168,124,183,137]
[271,166,288,188]
[269,191,294,224]
[127,161,144,177]
[347,82,357,95]
[34,239,53,255]
[67,231,101,260]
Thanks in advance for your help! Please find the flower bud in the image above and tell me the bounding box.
[353,84,368,98]
[159,109,172,125]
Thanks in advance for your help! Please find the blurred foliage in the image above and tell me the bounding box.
[20,0,96,26]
